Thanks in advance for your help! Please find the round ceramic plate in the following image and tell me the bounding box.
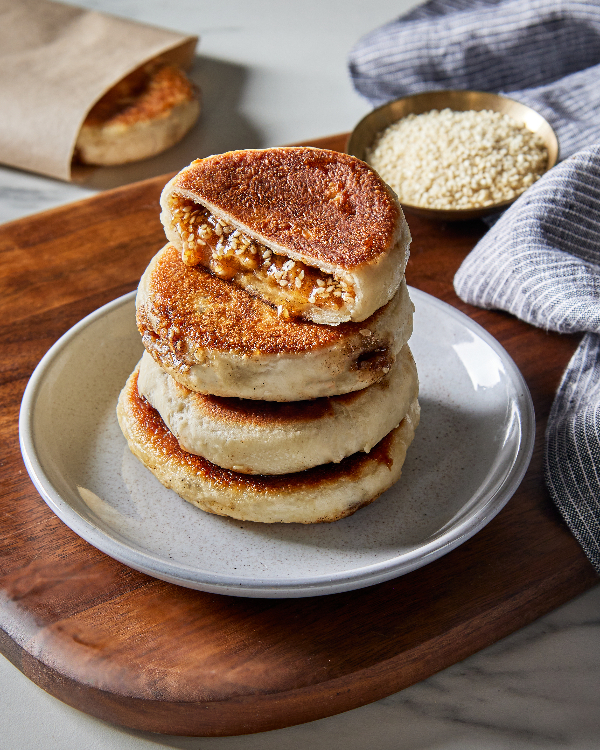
[19,289,534,598]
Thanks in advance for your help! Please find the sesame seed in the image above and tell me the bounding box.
[172,195,358,312]
[367,108,548,210]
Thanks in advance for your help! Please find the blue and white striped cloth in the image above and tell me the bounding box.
[455,147,600,573]
[349,0,600,572]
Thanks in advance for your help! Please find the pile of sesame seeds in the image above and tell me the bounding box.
[169,196,354,314]
[367,108,548,211]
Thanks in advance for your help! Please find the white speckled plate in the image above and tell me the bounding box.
[19,288,534,598]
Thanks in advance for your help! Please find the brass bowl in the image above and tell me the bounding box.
[346,90,559,221]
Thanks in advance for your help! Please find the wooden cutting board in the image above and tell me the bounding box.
[0,134,597,737]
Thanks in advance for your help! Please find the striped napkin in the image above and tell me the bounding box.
[349,0,600,573]
[455,147,600,573]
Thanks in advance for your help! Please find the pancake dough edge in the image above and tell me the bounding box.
[117,367,420,524]
[136,243,414,401]
[137,344,419,474]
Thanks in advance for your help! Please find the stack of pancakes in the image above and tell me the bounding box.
[117,147,419,523]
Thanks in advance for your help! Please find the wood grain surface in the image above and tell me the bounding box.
[0,134,597,737]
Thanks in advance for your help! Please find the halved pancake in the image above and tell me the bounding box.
[137,344,419,474]
[159,148,411,325]
[117,367,420,524]
[75,64,200,166]
[136,243,414,401]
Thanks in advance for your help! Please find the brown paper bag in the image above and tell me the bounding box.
[0,0,197,181]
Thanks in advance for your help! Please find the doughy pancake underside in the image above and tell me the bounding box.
[137,344,419,474]
[117,368,420,524]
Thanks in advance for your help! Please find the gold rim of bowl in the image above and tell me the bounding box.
[346,89,559,221]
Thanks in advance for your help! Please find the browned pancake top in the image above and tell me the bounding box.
[139,244,389,356]
[84,64,196,128]
[171,148,401,270]
[128,371,396,490]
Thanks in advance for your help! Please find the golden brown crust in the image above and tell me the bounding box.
[169,148,401,270]
[137,243,398,356]
[83,64,197,128]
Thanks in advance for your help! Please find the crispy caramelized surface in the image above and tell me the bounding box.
[84,64,197,127]
[137,244,395,356]
[170,148,401,270]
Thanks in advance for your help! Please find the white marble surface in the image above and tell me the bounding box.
[2,1,599,748]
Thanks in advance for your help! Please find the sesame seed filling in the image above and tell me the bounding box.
[169,196,354,317]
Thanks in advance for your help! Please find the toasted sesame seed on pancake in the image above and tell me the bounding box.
[159,148,411,324]
[117,366,420,524]
[137,343,419,474]
[136,243,414,401]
